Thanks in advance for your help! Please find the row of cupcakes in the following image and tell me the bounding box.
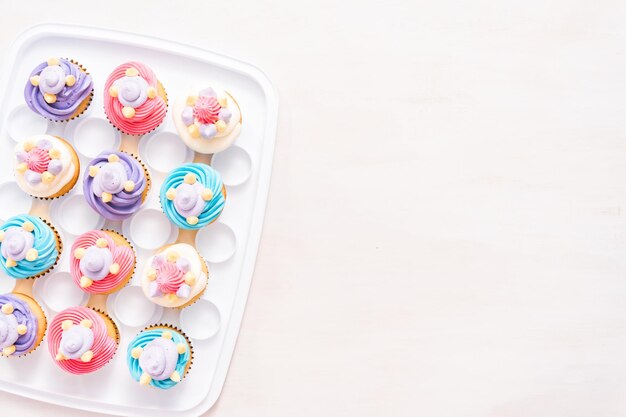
[0,215,202,388]
[26,58,242,154]
[14,135,225,227]
[1,293,191,389]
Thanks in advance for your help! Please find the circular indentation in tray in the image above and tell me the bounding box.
[51,194,104,236]
[7,105,49,142]
[0,182,32,222]
[67,117,121,159]
[124,208,174,250]
[112,285,161,327]
[211,146,252,186]
[180,298,221,340]
[40,272,87,312]
[139,132,192,173]
[195,222,236,263]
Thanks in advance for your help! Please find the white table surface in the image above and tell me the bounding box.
[2,1,626,416]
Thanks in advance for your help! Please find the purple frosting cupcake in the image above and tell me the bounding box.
[0,293,46,357]
[24,57,93,122]
[83,151,150,221]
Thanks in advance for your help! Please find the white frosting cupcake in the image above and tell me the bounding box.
[172,86,242,154]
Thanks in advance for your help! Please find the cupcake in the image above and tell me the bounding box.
[160,163,226,230]
[14,135,80,199]
[83,151,150,221]
[48,306,119,374]
[0,293,46,357]
[104,62,167,135]
[24,57,93,122]
[70,230,135,294]
[0,215,61,279]
[172,86,242,154]
[127,325,192,389]
[140,243,208,308]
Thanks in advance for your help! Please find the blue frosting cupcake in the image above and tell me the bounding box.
[127,326,192,389]
[0,214,60,279]
[160,163,226,230]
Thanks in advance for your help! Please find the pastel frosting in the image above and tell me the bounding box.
[0,215,59,279]
[160,163,225,230]
[14,135,77,198]
[173,86,242,154]
[83,151,147,221]
[104,62,167,135]
[0,294,40,356]
[70,230,135,294]
[48,306,117,374]
[140,243,208,308]
[24,57,93,121]
[127,328,191,389]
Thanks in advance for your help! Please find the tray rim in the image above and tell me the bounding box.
[0,22,278,417]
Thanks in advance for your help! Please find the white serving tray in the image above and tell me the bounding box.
[0,24,277,416]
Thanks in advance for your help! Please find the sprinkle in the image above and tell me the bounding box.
[125,67,139,77]
[48,148,61,159]
[140,373,151,385]
[22,221,34,232]
[109,263,120,275]
[162,331,173,340]
[1,303,14,315]
[65,75,76,87]
[124,180,135,192]
[80,276,93,288]
[131,347,143,359]
[201,189,213,201]
[30,76,40,86]
[122,106,136,118]
[81,350,94,362]
[176,343,187,354]
[5,259,16,268]
[96,238,108,248]
[109,86,119,97]
[166,188,176,200]
[183,173,196,184]
[170,371,181,383]
[15,163,27,174]
[186,216,199,225]
[101,192,113,203]
[188,124,200,138]
[166,251,180,262]
[41,172,55,183]
[74,247,85,259]
[147,87,157,99]
[108,154,120,163]
[3,346,16,356]
[16,325,27,335]
[80,319,93,329]
[47,57,60,66]
[89,166,100,177]
[44,93,57,104]
[25,248,38,262]
[215,120,227,133]
[61,320,74,331]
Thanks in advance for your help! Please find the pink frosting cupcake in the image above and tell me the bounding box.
[103,62,167,135]
[70,230,136,294]
[48,306,119,375]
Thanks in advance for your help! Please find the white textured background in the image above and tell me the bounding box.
[2,1,626,416]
